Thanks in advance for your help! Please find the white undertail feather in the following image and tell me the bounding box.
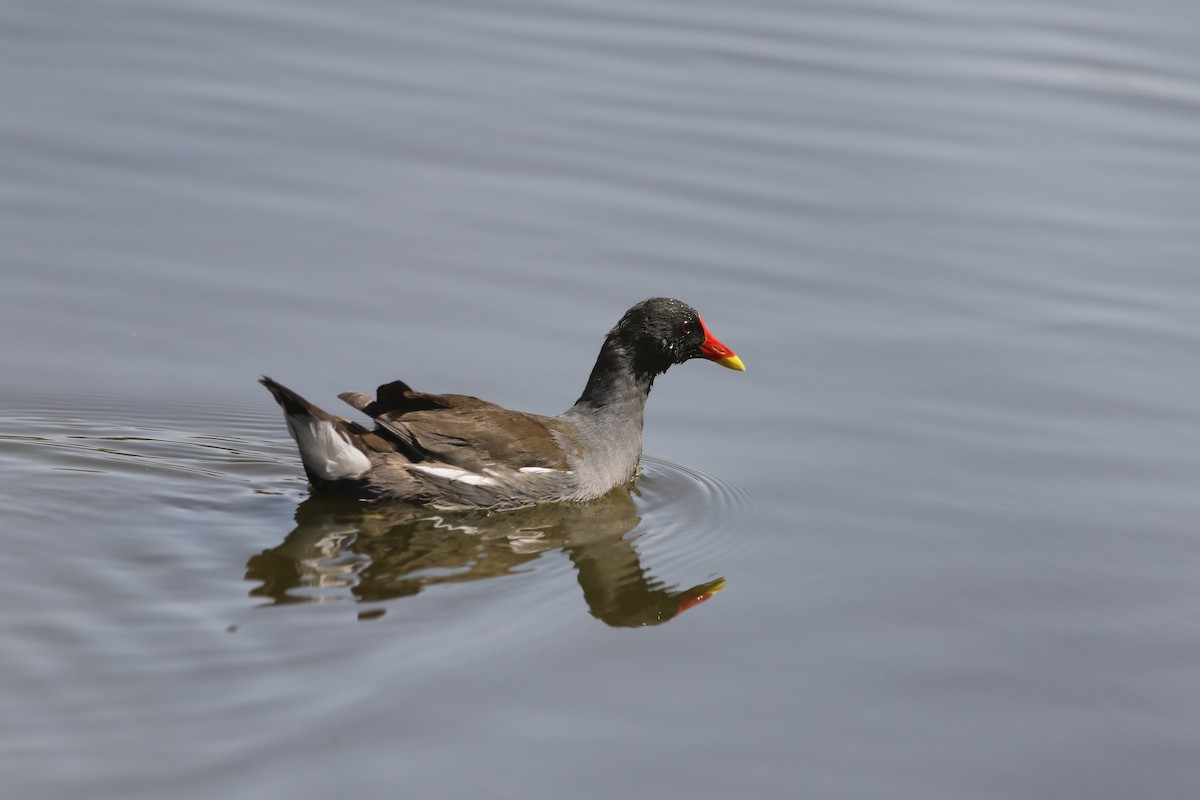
[285,416,371,481]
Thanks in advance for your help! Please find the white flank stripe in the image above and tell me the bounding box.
[410,464,497,487]
[518,466,557,474]
[286,417,371,480]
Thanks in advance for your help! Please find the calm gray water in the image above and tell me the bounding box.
[3,1,1200,797]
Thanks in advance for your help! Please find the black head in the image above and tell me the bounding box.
[610,297,745,377]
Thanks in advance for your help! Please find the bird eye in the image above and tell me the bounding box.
[679,321,695,335]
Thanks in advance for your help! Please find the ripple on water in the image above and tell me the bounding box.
[0,392,747,638]
[635,453,755,570]
[0,394,300,501]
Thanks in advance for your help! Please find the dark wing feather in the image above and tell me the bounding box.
[393,406,573,472]
[344,380,574,471]
[371,380,453,414]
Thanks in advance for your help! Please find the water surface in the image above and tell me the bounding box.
[3,0,1200,798]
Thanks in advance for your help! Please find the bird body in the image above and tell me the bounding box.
[262,298,743,510]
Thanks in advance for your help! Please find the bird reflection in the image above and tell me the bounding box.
[246,488,724,627]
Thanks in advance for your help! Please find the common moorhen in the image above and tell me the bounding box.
[262,297,744,509]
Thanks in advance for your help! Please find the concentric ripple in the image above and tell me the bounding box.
[627,453,755,586]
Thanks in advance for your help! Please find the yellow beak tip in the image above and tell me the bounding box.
[716,355,746,372]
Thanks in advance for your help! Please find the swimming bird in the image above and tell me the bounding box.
[261,297,744,510]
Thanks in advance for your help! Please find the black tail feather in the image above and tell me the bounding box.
[259,376,338,421]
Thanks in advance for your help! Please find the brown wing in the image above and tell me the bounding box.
[341,380,574,471]
[397,406,573,471]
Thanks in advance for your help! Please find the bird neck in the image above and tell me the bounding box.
[569,335,656,417]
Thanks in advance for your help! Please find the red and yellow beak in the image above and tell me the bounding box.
[697,316,746,371]
[674,578,727,616]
